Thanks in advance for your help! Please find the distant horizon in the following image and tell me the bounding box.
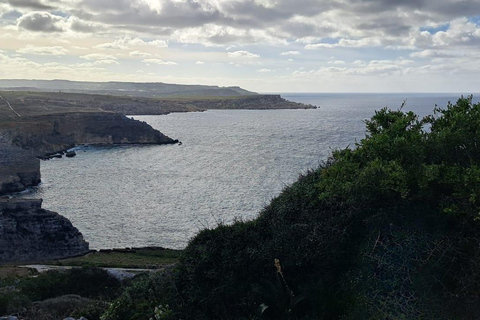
[0,78,479,96]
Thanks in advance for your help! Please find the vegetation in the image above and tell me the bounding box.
[54,248,182,269]
[169,96,480,319]
[0,267,122,319]
[3,96,480,319]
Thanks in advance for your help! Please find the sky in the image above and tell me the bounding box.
[0,0,480,93]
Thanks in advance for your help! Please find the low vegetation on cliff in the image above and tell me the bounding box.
[3,96,480,320]
[104,96,480,319]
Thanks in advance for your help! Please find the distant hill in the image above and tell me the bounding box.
[0,79,256,98]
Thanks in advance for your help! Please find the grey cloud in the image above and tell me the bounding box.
[430,1,480,18]
[69,17,104,33]
[279,21,335,39]
[77,0,223,29]
[17,11,65,32]
[356,20,412,36]
[81,0,132,14]
[8,0,55,10]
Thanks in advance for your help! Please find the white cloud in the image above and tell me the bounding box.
[228,50,260,58]
[81,53,117,60]
[305,37,383,49]
[280,51,301,56]
[142,58,177,65]
[257,68,272,72]
[148,39,168,48]
[17,45,68,56]
[195,60,205,64]
[93,59,119,65]
[129,51,151,58]
[96,37,168,50]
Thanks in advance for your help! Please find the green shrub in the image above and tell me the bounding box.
[19,267,122,301]
[100,269,179,320]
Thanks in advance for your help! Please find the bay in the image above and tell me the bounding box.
[17,93,480,249]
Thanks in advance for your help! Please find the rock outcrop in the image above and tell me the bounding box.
[1,112,176,155]
[0,199,89,263]
[0,144,40,195]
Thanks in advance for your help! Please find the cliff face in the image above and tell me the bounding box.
[1,112,176,155]
[0,144,40,195]
[0,199,89,263]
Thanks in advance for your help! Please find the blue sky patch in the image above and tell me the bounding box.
[420,24,449,34]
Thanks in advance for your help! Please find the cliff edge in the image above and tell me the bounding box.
[0,144,40,195]
[1,112,176,155]
[0,199,89,263]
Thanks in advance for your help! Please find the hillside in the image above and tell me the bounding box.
[0,79,256,98]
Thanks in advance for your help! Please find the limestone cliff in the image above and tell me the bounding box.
[0,144,40,195]
[0,199,89,263]
[1,112,176,155]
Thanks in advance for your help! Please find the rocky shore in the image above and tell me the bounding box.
[0,199,89,263]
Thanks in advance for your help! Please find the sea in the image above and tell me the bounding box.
[15,93,480,249]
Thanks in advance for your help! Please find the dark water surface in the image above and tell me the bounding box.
[17,93,480,249]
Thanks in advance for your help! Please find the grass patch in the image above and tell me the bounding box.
[53,248,182,269]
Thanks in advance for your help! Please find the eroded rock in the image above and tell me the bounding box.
[0,199,89,263]
[0,144,40,195]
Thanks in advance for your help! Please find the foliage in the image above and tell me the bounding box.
[100,269,179,320]
[0,267,120,319]
[19,267,122,302]
[169,96,480,319]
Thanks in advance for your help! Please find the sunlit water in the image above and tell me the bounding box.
[16,93,480,249]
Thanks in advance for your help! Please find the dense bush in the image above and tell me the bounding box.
[20,267,122,301]
[0,267,121,319]
[100,268,179,320]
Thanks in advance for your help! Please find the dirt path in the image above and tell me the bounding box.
[0,94,21,117]
[19,264,157,280]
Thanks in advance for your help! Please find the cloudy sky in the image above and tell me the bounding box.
[0,0,480,92]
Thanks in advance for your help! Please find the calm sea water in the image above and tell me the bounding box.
[17,93,480,249]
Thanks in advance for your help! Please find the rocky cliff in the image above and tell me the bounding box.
[0,144,40,195]
[0,199,89,263]
[1,112,176,155]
